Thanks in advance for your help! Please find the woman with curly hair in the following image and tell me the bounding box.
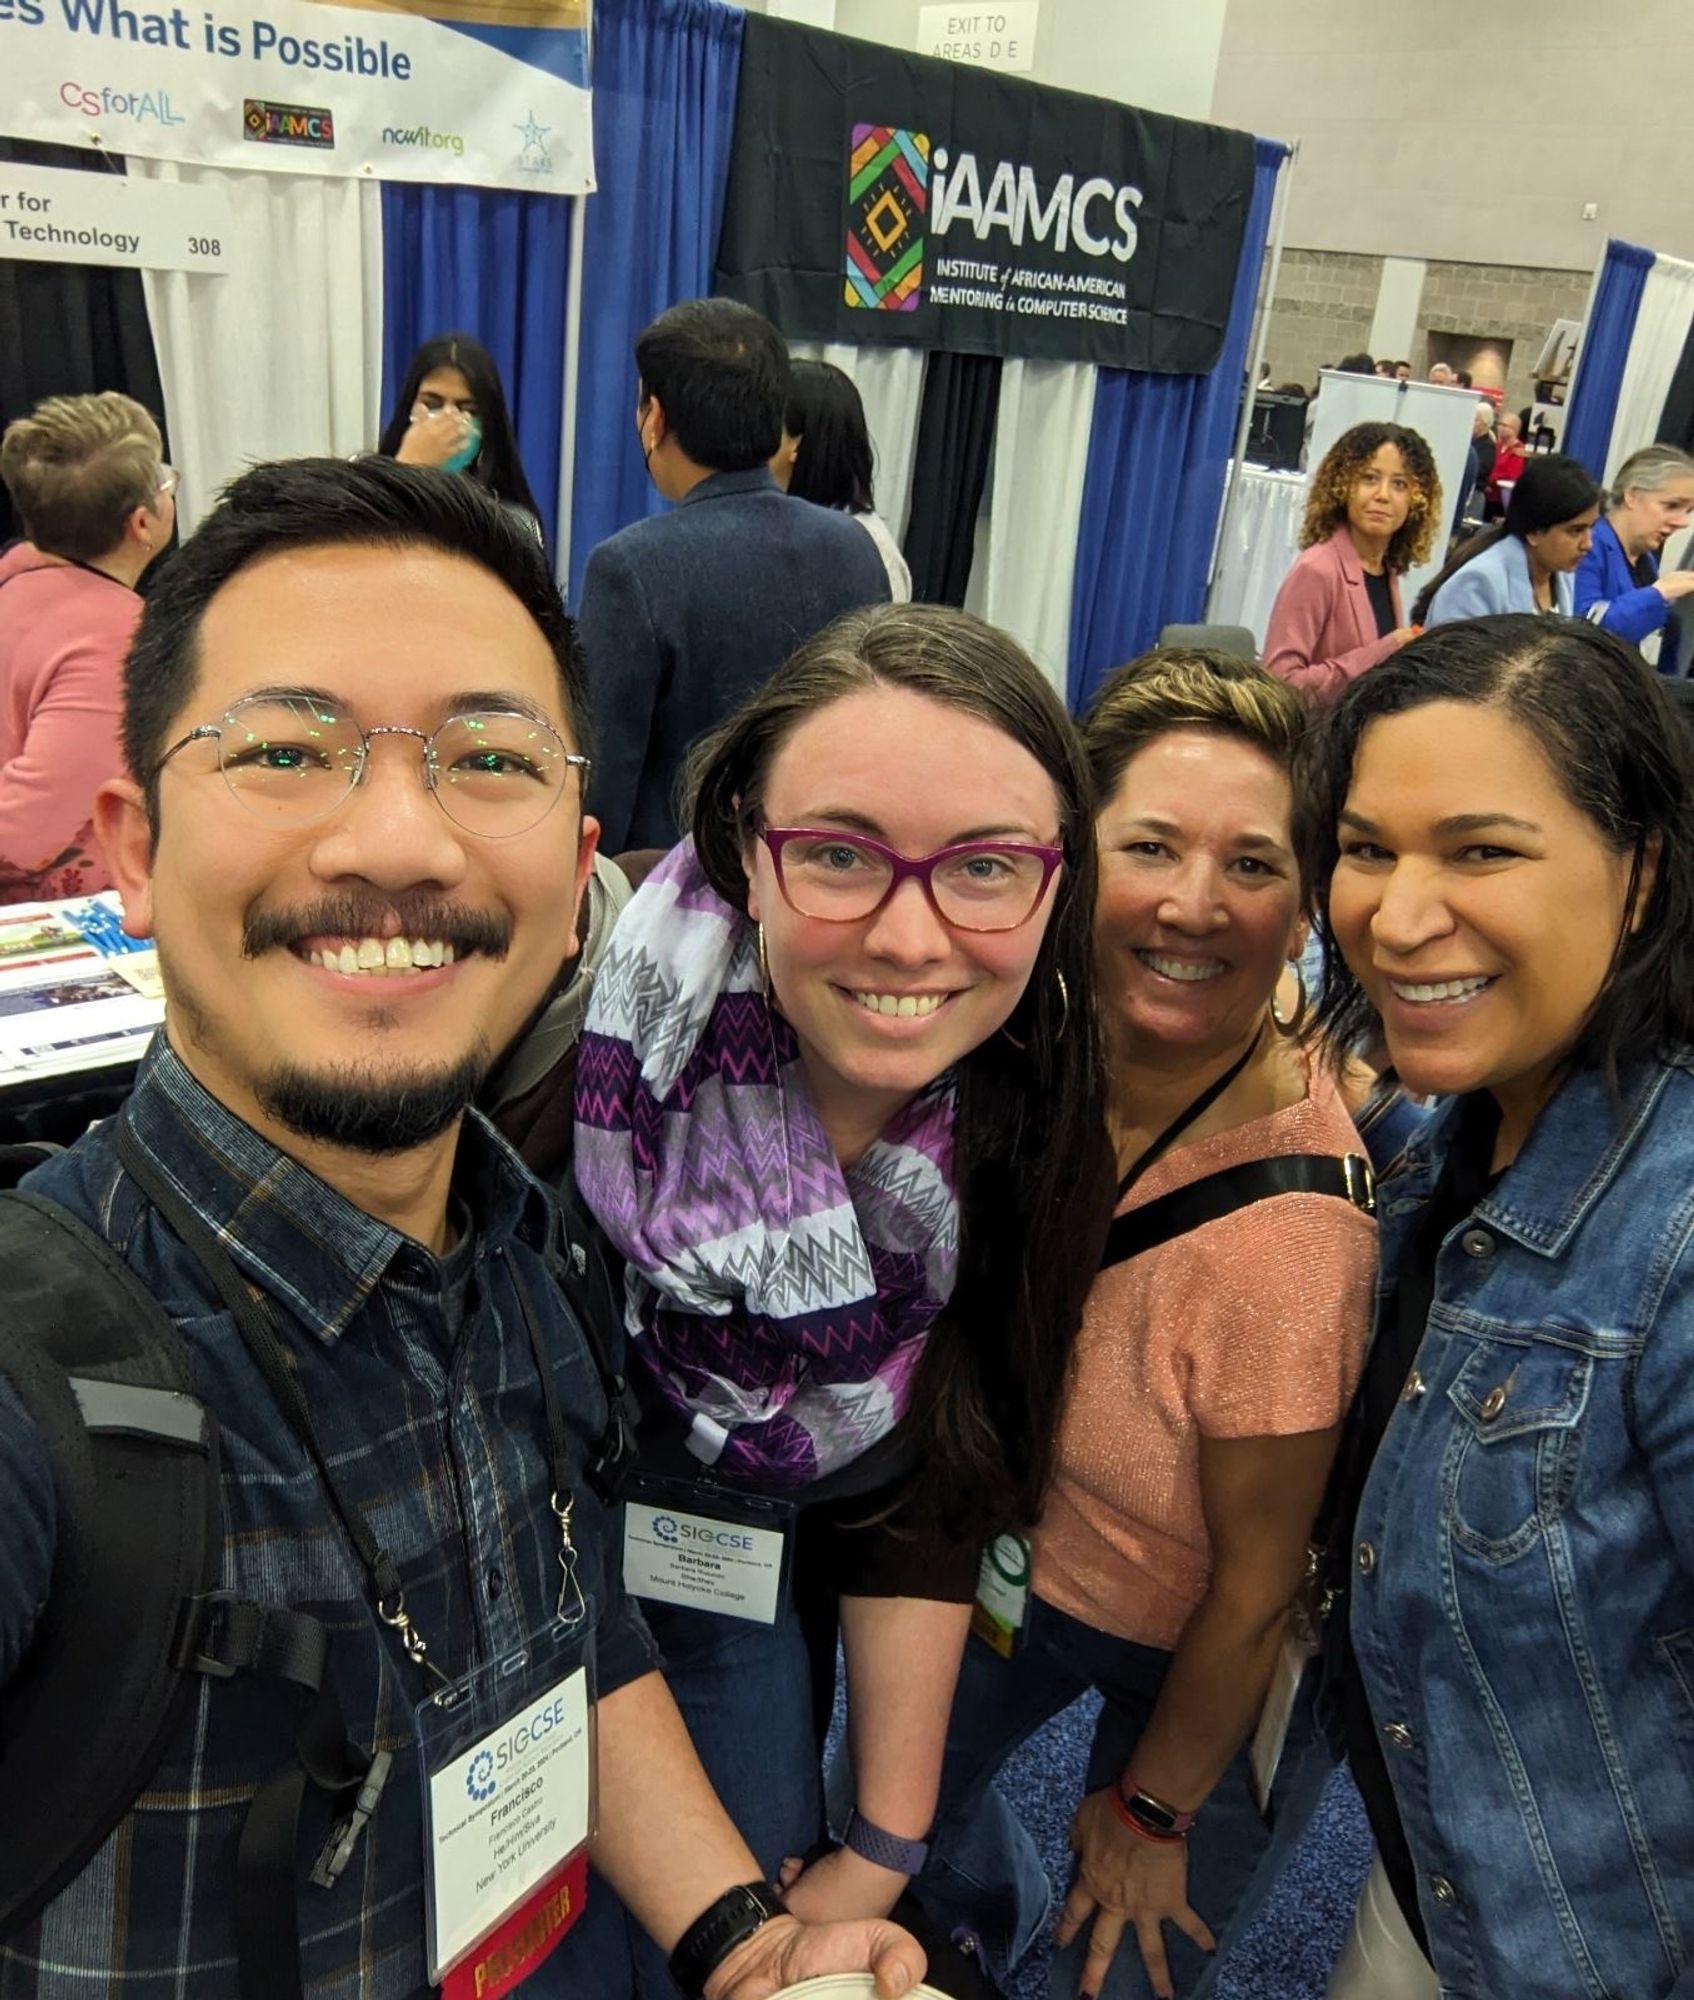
[1263,423,1441,703]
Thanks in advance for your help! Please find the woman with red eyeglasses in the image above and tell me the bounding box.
[569,602,1110,1996]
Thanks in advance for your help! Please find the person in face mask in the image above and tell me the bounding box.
[378,333,543,538]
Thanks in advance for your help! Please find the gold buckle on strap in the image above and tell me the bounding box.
[1342,1153,1376,1215]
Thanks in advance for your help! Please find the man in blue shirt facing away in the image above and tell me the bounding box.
[0,458,921,2000]
[576,299,891,853]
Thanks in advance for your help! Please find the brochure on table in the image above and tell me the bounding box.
[0,893,164,1085]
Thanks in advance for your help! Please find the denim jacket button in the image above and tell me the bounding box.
[1480,1384,1509,1420]
[1384,1721,1414,1749]
[1428,1874,1457,1905]
[1401,1370,1426,1402]
[1461,1228,1495,1258]
[1357,1542,1377,1575]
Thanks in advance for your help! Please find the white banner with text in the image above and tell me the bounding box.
[0,0,592,195]
[0,160,232,269]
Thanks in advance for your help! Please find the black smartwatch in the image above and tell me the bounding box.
[667,1880,789,1999]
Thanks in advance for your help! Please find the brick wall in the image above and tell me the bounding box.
[1259,249,1383,395]
[1256,253,1595,422]
[1414,262,1594,413]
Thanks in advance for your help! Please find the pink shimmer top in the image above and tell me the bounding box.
[0,544,140,900]
[1033,1059,1377,1651]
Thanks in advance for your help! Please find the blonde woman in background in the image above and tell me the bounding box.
[0,392,176,897]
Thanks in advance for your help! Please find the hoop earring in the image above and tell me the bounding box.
[1270,957,1308,1037]
[1002,966,1070,1053]
[756,920,772,999]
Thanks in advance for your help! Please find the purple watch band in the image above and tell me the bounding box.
[842,1806,930,1876]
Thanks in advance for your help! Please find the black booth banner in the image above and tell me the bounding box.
[715,15,1256,374]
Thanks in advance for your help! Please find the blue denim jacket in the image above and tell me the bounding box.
[1352,1055,1694,1999]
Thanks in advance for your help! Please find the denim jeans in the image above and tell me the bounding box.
[554,1589,826,1999]
[912,1595,1319,2000]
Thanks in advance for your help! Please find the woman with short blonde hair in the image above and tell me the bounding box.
[0,391,176,896]
[913,647,1378,2000]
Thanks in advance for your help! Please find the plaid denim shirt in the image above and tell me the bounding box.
[0,1040,655,1997]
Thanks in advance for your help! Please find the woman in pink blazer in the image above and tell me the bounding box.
[1263,422,1441,702]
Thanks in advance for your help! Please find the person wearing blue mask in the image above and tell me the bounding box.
[379,333,543,537]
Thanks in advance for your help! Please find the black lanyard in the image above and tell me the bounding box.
[112,1114,578,1686]
[1115,1023,1265,1200]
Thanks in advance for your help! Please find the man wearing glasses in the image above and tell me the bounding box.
[0,390,178,897]
[0,458,922,2000]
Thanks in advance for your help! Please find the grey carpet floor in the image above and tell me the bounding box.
[995,1691,1373,2000]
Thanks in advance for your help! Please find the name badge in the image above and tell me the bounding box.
[418,1623,596,1989]
[971,1533,1031,1657]
[621,1470,793,1625]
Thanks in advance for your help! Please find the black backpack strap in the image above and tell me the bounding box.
[546,1185,639,1502]
[1100,1153,1376,1271]
[0,1189,386,1995]
[0,1188,221,1934]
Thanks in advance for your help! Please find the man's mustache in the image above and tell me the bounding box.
[243,894,514,959]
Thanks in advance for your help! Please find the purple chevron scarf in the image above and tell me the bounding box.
[573,841,959,1490]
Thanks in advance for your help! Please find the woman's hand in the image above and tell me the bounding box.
[774,1845,908,1924]
[1054,1790,1215,2000]
[1656,570,1694,603]
[395,403,471,467]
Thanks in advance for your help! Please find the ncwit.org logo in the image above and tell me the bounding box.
[466,1749,496,1803]
[383,124,465,160]
[846,123,929,314]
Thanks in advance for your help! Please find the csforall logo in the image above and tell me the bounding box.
[466,1749,497,1803]
[60,81,186,126]
[845,123,929,314]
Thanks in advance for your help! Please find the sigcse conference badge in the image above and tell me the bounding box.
[621,1473,794,1626]
[418,1626,596,1988]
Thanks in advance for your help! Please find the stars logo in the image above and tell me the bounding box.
[515,110,552,174]
[466,1749,496,1803]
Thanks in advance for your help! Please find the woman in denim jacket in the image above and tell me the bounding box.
[1299,612,1694,2000]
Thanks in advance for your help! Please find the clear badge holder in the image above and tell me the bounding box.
[416,1609,597,1991]
[621,1466,797,1625]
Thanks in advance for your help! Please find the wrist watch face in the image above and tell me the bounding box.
[1126,1791,1179,1833]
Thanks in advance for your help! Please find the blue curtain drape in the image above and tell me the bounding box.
[1561,239,1654,482]
[565,0,745,604]
[381,181,574,552]
[1066,138,1287,709]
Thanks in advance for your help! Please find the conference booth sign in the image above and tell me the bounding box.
[0,0,593,192]
[716,14,1256,374]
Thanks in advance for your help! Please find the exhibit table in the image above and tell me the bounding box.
[0,895,163,1147]
[1207,463,1307,650]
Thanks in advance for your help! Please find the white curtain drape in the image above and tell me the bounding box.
[132,161,385,532]
[1207,463,1308,649]
[964,359,1097,695]
[1605,250,1694,490]
[789,341,926,543]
